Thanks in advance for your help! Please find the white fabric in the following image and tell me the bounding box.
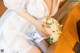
[51,0,60,16]
[0,10,34,53]
[1,0,60,53]
[3,0,60,18]
[3,0,49,19]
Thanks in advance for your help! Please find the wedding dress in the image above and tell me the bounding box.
[0,0,60,53]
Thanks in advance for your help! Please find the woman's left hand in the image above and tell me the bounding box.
[34,20,51,38]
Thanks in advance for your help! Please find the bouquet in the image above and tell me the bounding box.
[41,17,62,44]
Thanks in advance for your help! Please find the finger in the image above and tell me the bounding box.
[43,29,51,37]
[44,27,51,36]
[36,26,50,37]
[36,28,45,37]
[37,28,49,37]
[42,23,50,28]
[42,28,51,37]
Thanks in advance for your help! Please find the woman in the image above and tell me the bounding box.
[0,0,62,53]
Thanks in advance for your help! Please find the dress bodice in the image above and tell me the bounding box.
[3,0,60,19]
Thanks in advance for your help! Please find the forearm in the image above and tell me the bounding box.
[14,10,38,25]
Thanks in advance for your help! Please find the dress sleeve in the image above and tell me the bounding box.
[3,0,29,11]
[51,0,60,16]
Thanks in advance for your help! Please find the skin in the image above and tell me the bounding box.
[29,46,41,53]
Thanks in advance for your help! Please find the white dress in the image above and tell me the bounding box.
[0,0,60,53]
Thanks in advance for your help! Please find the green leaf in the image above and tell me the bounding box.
[46,37,53,44]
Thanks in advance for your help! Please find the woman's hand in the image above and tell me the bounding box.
[34,21,50,38]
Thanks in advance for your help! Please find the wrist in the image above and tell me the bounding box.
[33,20,39,26]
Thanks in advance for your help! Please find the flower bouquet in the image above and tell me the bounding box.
[41,17,62,44]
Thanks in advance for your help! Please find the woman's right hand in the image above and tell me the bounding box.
[34,20,51,38]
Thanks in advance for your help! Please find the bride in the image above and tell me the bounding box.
[0,0,64,53]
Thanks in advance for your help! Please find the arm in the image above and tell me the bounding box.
[13,9,50,37]
[29,46,41,53]
[14,10,38,26]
